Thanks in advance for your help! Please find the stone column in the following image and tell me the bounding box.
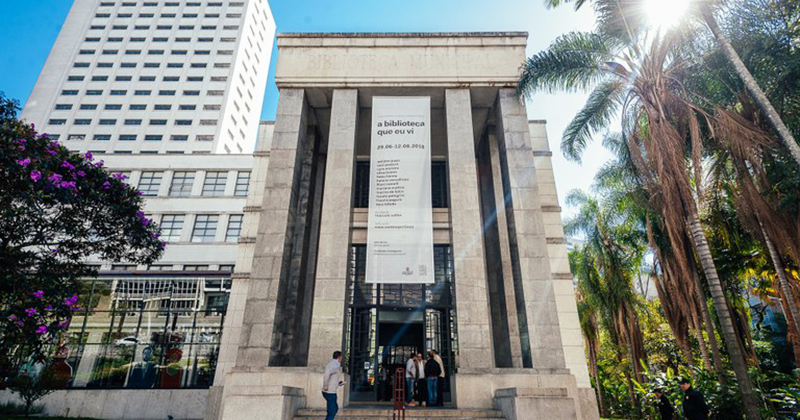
[234,88,308,368]
[445,89,494,369]
[306,89,359,368]
[487,132,524,368]
[494,89,567,371]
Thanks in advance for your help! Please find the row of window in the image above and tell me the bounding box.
[63,134,213,142]
[88,23,239,31]
[84,36,236,43]
[49,118,217,126]
[158,213,243,242]
[109,264,235,272]
[61,89,225,97]
[99,2,243,7]
[78,49,234,55]
[95,12,241,18]
[74,61,230,69]
[67,75,227,82]
[137,170,250,197]
[48,134,219,143]
[55,104,220,111]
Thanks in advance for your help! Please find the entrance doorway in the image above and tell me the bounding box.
[345,246,457,404]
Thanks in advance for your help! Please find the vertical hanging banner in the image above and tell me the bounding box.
[366,96,434,284]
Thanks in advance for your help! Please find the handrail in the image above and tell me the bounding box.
[392,367,405,420]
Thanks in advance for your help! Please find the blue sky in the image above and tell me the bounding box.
[0,0,612,215]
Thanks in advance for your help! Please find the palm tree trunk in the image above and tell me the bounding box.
[700,3,800,167]
[690,302,713,371]
[693,271,726,381]
[687,205,762,420]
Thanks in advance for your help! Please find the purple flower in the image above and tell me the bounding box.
[57,321,69,329]
[136,190,143,196]
[8,314,17,322]
[150,232,161,238]
[45,305,53,311]
[33,290,44,299]
[64,295,79,307]
[16,158,31,167]
[77,170,86,177]
[61,161,75,170]
[51,248,59,254]
[112,172,128,181]
[59,181,77,189]
[36,326,47,334]
[18,145,25,151]
[136,211,145,218]
[25,308,37,317]
[16,321,23,327]
[94,160,105,168]
[30,171,42,182]
[48,173,63,183]
[84,151,93,161]
[102,181,111,190]
[17,138,26,144]
[48,149,57,156]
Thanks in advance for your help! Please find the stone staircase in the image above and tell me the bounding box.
[293,407,505,420]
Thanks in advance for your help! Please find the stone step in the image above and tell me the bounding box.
[295,407,505,419]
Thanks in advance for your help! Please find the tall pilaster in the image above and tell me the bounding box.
[306,89,359,367]
[235,88,309,368]
[445,89,494,369]
[495,89,567,370]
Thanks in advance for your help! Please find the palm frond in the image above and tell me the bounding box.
[518,31,616,96]
[562,79,625,162]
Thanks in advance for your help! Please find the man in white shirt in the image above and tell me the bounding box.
[322,351,344,420]
[405,353,424,406]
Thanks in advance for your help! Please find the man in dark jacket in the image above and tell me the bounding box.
[424,352,441,407]
[679,378,710,420]
[654,389,674,420]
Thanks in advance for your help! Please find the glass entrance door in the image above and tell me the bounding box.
[345,245,458,403]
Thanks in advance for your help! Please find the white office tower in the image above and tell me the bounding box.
[21,0,275,155]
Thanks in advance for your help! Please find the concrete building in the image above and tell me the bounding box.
[21,0,275,155]
[206,32,599,420]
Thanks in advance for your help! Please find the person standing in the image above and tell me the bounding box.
[322,351,344,420]
[679,378,710,420]
[405,354,420,406]
[654,389,674,420]
[424,351,441,408]
[415,353,427,406]
[432,349,445,406]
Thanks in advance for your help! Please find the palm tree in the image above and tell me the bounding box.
[544,0,800,167]
[698,2,800,166]
[518,16,763,419]
[566,190,647,403]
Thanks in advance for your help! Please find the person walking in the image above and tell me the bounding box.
[654,388,674,420]
[432,349,445,406]
[322,351,344,420]
[424,351,441,408]
[679,378,710,420]
[405,354,420,406]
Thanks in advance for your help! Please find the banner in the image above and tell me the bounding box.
[366,96,434,284]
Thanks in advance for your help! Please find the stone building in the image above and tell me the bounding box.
[207,32,599,420]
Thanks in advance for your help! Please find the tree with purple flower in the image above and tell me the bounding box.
[0,92,164,383]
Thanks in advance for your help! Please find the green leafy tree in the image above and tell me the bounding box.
[0,92,164,381]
